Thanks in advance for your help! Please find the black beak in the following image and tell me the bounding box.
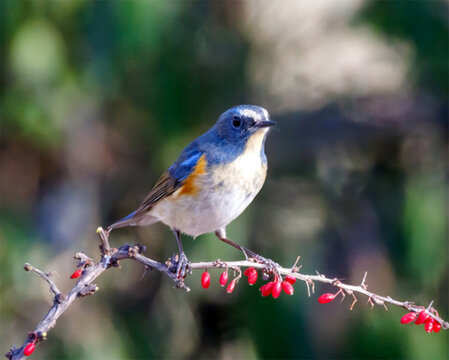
[254,120,276,128]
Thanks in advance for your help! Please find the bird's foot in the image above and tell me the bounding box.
[177,252,191,279]
[168,252,191,279]
[249,253,279,274]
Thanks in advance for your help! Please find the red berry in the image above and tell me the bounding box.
[23,342,35,356]
[433,321,441,333]
[400,312,417,324]
[226,279,236,294]
[243,268,257,278]
[424,319,434,333]
[219,271,228,286]
[243,267,258,285]
[281,280,294,295]
[415,311,430,325]
[318,293,336,304]
[244,267,256,277]
[284,275,297,285]
[260,282,274,297]
[247,272,258,285]
[70,269,82,279]
[201,271,210,289]
[272,281,282,299]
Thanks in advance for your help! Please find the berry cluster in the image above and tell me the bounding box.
[400,311,442,333]
[200,269,238,294]
[200,267,296,298]
[316,290,443,334]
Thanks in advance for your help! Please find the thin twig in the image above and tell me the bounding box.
[23,263,62,302]
[96,226,111,254]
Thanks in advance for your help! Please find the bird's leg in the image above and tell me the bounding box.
[172,229,190,278]
[214,229,253,260]
[214,229,279,272]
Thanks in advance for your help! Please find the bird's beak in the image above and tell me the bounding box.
[254,119,276,128]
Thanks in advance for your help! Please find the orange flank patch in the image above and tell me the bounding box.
[179,154,207,196]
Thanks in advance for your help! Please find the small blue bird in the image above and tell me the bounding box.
[107,105,275,276]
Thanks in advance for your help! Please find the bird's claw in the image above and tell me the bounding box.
[171,252,190,279]
[251,254,279,274]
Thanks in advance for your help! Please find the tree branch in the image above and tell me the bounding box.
[6,228,447,359]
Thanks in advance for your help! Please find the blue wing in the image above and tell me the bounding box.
[168,147,202,183]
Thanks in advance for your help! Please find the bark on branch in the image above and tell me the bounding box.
[6,228,447,360]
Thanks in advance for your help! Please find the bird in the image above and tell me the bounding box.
[107,105,275,276]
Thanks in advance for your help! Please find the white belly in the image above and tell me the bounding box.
[151,152,267,237]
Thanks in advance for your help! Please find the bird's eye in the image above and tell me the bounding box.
[232,116,241,128]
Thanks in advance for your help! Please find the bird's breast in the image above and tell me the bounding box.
[151,144,267,237]
[211,149,267,188]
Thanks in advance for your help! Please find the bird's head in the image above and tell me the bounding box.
[215,105,275,145]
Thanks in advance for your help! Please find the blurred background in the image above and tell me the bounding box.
[1,0,448,359]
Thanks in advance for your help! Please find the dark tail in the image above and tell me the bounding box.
[107,211,138,232]
[107,210,158,232]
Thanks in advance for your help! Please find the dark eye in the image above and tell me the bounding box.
[232,116,241,128]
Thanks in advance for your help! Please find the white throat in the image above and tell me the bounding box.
[245,128,268,153]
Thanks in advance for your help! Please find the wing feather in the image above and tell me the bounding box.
[137,150,204,212]
[108,149,204,230]
[137,172,179,210]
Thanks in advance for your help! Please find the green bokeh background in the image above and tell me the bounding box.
[1,1,448,359]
